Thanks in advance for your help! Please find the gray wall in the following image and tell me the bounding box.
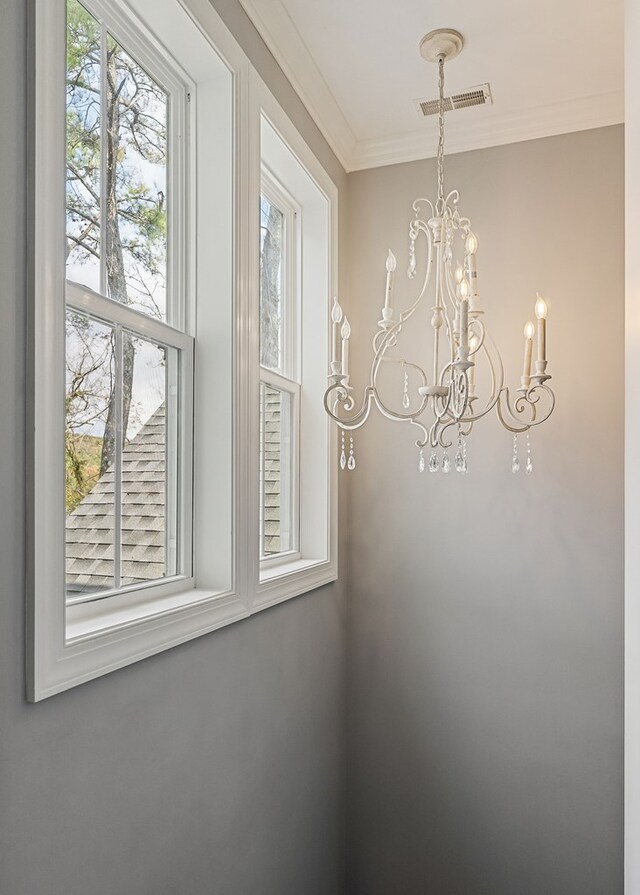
[344,126,624,894]
[0,2,346,893]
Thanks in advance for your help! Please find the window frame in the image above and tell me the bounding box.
[61,0,196,605]
[27,0,338,701]
[259,170,302,565]
[252,86,338,607]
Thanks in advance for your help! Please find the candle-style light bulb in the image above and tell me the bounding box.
[465,232,478,255]
[534,293,548,368]
[455,264,464,284]
[331,297,343,324]
[459,279,469,299]
[386,249,397,273]
[535,295,548,320]
[341,317,351,339]
[384,250,397,312]
[524,320,535,340]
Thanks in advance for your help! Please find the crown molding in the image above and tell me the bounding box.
[237,0,356,170]
[350,90,625,170]
[237,0,623,173]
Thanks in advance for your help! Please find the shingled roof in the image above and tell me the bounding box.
[66,404,166,593]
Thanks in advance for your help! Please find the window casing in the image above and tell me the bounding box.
[28,0,338,700]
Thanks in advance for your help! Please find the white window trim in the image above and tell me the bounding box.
[259,171,302,564]
[27,0,338,701]
[250,79,338,609]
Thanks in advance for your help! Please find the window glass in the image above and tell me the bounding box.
[66,0,102,291]
[259,195,284,372]
[259,382,294,556]
[65,310,116,595]
[65,0,169,320]
[106,35,168,318]
[121,334,171,586]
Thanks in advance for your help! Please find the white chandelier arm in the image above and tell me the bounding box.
[410,419,431,450]
[325,381,374,430]
[495,384,555,434]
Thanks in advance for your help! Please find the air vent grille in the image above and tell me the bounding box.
[415,84,492,117]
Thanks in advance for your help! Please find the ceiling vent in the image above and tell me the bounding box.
[414,83,493,117]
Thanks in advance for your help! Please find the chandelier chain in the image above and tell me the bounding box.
[436,55,445,214]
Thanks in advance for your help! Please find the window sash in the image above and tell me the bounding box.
[65,281,194,604]
[68,0,190,332]
[260,171,300,382]
[259,366,300,564]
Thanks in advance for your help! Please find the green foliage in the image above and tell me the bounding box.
[65,434,102,512]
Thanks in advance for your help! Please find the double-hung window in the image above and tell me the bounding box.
[259,176,300,563]
[29,0,337,700]
[64,0,192,603]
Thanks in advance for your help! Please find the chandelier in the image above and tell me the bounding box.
[324,29,555,475]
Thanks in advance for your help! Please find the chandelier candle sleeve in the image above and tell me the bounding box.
[522,320,534,387]
[469,334,478,394]
[459,297,469,350]
[384,250,396,311]
[331,297,343,369]
[465,232,479,309]
[341,317,351,377]
[535,294,548,363]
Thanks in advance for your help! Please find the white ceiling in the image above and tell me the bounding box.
[238,0,624,171]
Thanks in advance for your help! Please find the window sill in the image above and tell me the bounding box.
[256,555,337,609]
[66,580,243,643]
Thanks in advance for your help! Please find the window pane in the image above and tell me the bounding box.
[121,334,173,586]
[66,0,102,291]
[260,382,295,556]
[260,196,284,372]
[65,310,116,595]
[106,35,168,319]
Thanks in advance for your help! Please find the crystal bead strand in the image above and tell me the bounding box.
[511,434,520,474]
[418,447,425,472]
[402,368,410,409]
[340,430,347,470]
[347,435,356,470]
[455,427,465,473]
[525,431,533,475]
[408,235,417,279]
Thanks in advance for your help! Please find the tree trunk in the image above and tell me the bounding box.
[260,203,282,369]
[101,39,134,476]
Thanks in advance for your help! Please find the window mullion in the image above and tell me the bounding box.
[114,324,123,589]
[99,20,108,296]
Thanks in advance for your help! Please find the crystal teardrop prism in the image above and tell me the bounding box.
[442,451,451,473]
[347,455,356,470]
[429,452,439,473]
[525,456,533,475]
[455,450,464,473]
